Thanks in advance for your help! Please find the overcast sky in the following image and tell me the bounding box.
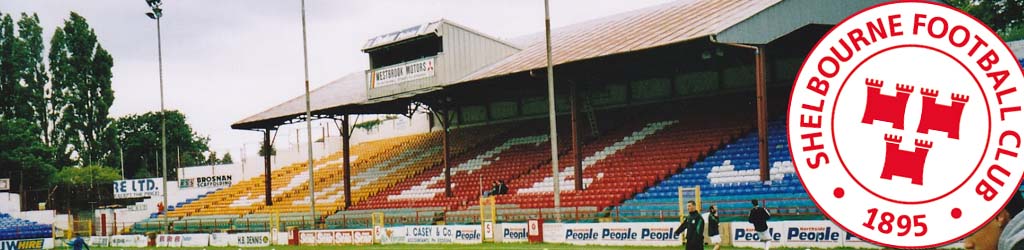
[0,0,673,157]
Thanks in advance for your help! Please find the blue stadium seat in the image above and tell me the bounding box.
[0,212,52,240]
[616,120,817,220]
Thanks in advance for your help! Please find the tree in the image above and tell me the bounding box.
[950,0,1024,37]
[46,24,71,167]
[259,143,276,157]
[133,165,152,179]
[52,165,121,187]
[17,13,48,136]
[0,13,23,119]
[109,110,210,179]
[51,165,121,211]
[47,12,115,167]
[207,151,219,165]
[0,11,53,157]
[221,152,234,164]
[0,118,56,210]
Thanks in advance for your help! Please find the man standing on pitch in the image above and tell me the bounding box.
[673,200,704,250]
[748,199,772,250]
[708,205,721,250]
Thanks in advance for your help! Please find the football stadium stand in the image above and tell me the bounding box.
[0,212,51,240]
[133,123,512,232]
[115,1,1024,236]
[126,58,1024,232]
[377,104,754,224]
[617,119,815,221]
[481,113,748,222]
[128,100,796,231]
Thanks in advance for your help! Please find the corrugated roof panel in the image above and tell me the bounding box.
[233,71,367,127]
[363,20,442,52]
[233,0,786,129]
[458,0,781,83]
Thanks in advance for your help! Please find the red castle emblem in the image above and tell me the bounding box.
[918,88,969,139]
[880,134,933,185]
[787,2,1024,247]
[862,79,914,129]
[860,78,969,186]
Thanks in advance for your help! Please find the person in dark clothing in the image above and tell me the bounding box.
[708,205,721,250]
[748,199,772,250]
[68,235,90,250]
[483,181,499,197]
[673,200,704,250]
[496,180,509,195]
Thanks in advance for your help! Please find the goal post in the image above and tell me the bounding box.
[480,196,497,242]
[677,185,702,244]
[371,212,385,244]
[677,185,701,222]
[270,209,281,243]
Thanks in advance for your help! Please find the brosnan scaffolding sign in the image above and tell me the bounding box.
[179,175,232,189]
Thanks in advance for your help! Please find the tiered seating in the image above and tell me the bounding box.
[618,120,816,221]
[259,133,441,214]
[445,204,602,224]
[233,212,326,232]
[346,104,749,225]
[353,121,547,210]
[498,114,746,216]
[143,132,455,232]
[171,133,426,217]
[326,207,446,229]
[0,213,51,240]
[168,162,310,217]
[510,120,678,196]
[163,190,218,217]
[170,215,237,232]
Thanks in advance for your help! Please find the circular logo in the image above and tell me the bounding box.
[788,1,1024,248]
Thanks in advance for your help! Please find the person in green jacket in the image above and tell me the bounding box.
[673,200,704,250]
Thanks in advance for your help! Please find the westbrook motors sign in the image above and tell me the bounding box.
[369,57,435,88]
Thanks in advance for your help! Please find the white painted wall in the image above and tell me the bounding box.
[0,192,21,215]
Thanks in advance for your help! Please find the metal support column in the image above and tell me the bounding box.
[341,115,352,209]
[543,0,561,222]
[441,110,452,197]
[755,45,770,182]
[263,129,273,206]
[710,36,770,182]
[299,0,317,220]
[570,82,583,191]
